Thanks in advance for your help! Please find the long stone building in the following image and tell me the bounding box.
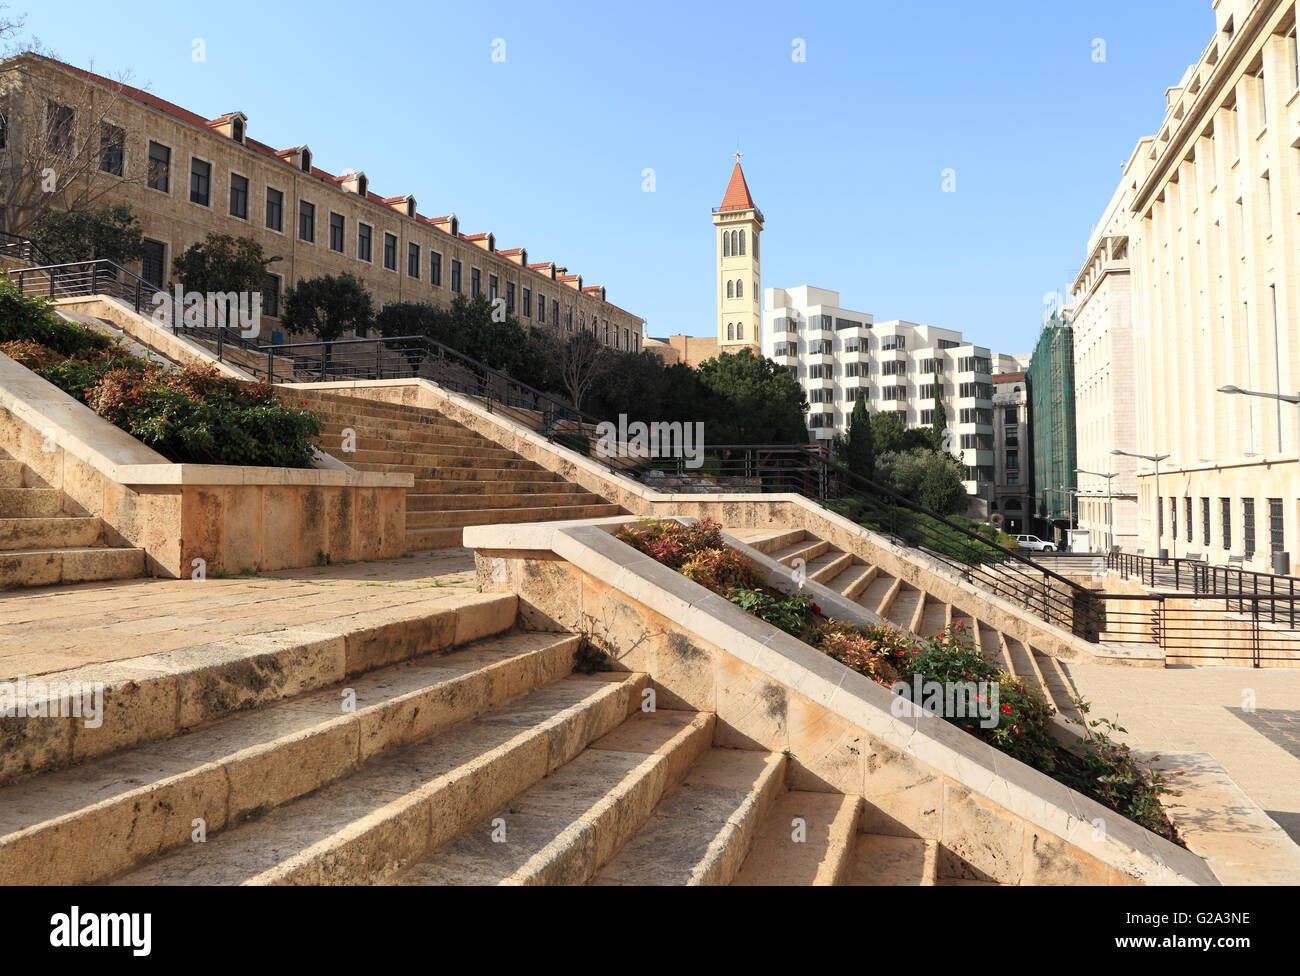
[1,52,645,349]
[1122,0,1300,572]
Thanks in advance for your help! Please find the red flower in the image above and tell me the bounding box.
[1001,704,1012,714]
[811,603,822,616]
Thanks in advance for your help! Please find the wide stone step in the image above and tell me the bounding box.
[917,593,950,637]
[859,572,897,612]
[406,492,604,514]
[732,791,862,885]
[806,550,853,585]
[0,488,64,518]
[111,671,648,885]
[827,562,876,601]
[394,709,715,885]
[414,503,624,530]
[844,833,937,885]
[770,539,830,568]
[404,467,565,485]
[0,516,102,551]
[0,630,582,885]
[409,479,589,497]
[0,546,144,589]
[726,527,805,555]
[350,456,543,474]
[317,428,491,453]
[345,446,523,467]
[405,527,466,550]
[589,748,785,886]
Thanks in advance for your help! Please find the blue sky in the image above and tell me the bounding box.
[22,0,1211,355]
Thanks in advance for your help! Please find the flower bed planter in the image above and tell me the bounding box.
[615,517,1182,844]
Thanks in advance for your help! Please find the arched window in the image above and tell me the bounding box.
[738,230,745,255]
[737,322,745,340]
[730,230,738,254]
[727,323,734,340]
[726,280,734,298]
[736,279,743,298]
[723,232,730,257]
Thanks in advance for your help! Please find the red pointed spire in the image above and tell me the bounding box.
[718,161,756,212]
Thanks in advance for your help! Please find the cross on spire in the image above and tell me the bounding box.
[733,150,743,163]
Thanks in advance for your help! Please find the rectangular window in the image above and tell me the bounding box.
[552,299,559,327]
[229,173,249,219]
[1269,498,1285,553]
[920,409,934,426]
[140,239,166,288]
[46,101,74,156]
[1158,497,1164,539]
[99,123,124,176]
[1243,498,1255,554]
[1201,497,1210,546]
[298,200,315,242]
[451,260,462,293]
[1006,450,1019,470]
[430,251,441,286]
[537,291,545,322]
[1221,497,1232,551]
[383,233,397,271]
[523,288,531,317]
[506,282,515,312]
[489,274,499,301]
[266,187,283,231]
[189,158,211,206]
[1170,498,1177,541]
[357,223,372,262]
[565,305,573,331]
[471,268,481,296]
[263,273,281,319]
[408,242,420,278]
[1185,496,1192,543]
[329,212,344,252]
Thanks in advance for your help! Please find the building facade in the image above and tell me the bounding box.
[713,159,762,354]
[1120,0,1300,572]
[1026,311,1077,541]
[1,53,645,348]
[1070,158,1142,554]
[763,285,995,499]
[992,370,1032,534]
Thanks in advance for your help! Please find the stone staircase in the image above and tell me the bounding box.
[292,389,623,550]
[0,593,955,886]
[0,449,144,588]
[730,526,1081,721]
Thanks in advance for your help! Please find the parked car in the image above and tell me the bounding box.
[1014,534,1056,552]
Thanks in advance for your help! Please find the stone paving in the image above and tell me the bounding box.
[0,548,478,680]
[1066,660,1300,846]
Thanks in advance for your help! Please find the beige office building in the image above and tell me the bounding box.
[1124,0,1300,572]
[1,53,645,348]
[1070,155,1142,554]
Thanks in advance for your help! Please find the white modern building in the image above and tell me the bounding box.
[763,285,995,499]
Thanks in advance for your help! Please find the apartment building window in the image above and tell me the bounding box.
[881,335,906,351]
[298,201,315,243]
[263,273,281,319]
[408,242,421,278]
[189,158,211,206]
[147,141,171,192]
[1184,497,1192,543]
[329,212,345,252]
[835,318,863,331]
[552,300,559,327]
[99,123,124,176]
[229,174,249,219]
[536,291,545,322]
[1201,498,1210,547]
[845,362,862,377]
[809,363,832,379]
[844,339,861,354]
[451,260,462,293]
[1269,498,1285,553]
[815,339,831,355]
[920,383,937,399]
[266,187,283,231]
[383,233,397,271]
[920,359,944,374]
[1257,69,1267,128]
[882,385,906,401]
[1243,498,1256,554]
[140,240,166,289]
[882,360,905,376]
[471,268,481,296]
[506,282,515,312]
[522,288,531,317]
[46,101,74,156]
[1169,498,1177,541]
[489,275,499,301]
[920,409,934,425]
[357,223,372,262]
[1221,498,1232,551]
[1006,450,1019,470]
[937,339,958,349]
[1007,472,1019,486]
[430,251,442,286]
[1290,28,1300,90]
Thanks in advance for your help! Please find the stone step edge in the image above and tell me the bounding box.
[0,592,520,786]
[0,631,584,886]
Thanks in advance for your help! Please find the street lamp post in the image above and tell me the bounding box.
[1113,449,1171,563]
[1076,467,1117,554]
[1216,385,1299,574]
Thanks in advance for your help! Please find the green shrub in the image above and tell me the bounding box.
[727,587,817,637]
[0,282,111,357]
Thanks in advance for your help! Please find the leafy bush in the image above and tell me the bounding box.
[614,517,725,570]
[0,283,111,357]
[681,548,761,594]
[728,587,817,637]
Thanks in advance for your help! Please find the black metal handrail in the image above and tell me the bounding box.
[1107,549,1299,627]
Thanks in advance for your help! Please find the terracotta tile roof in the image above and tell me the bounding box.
[718,161,756,212]
[497,247,523,256]
[22,51,645,319]
[994,372,1026,383]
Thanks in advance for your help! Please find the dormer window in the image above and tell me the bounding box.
[300,147,312,172]
[231,118,244,143]
[357,174,367,196]
[406,197,416,217]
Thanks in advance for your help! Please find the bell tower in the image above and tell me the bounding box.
[712,154,763,352]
